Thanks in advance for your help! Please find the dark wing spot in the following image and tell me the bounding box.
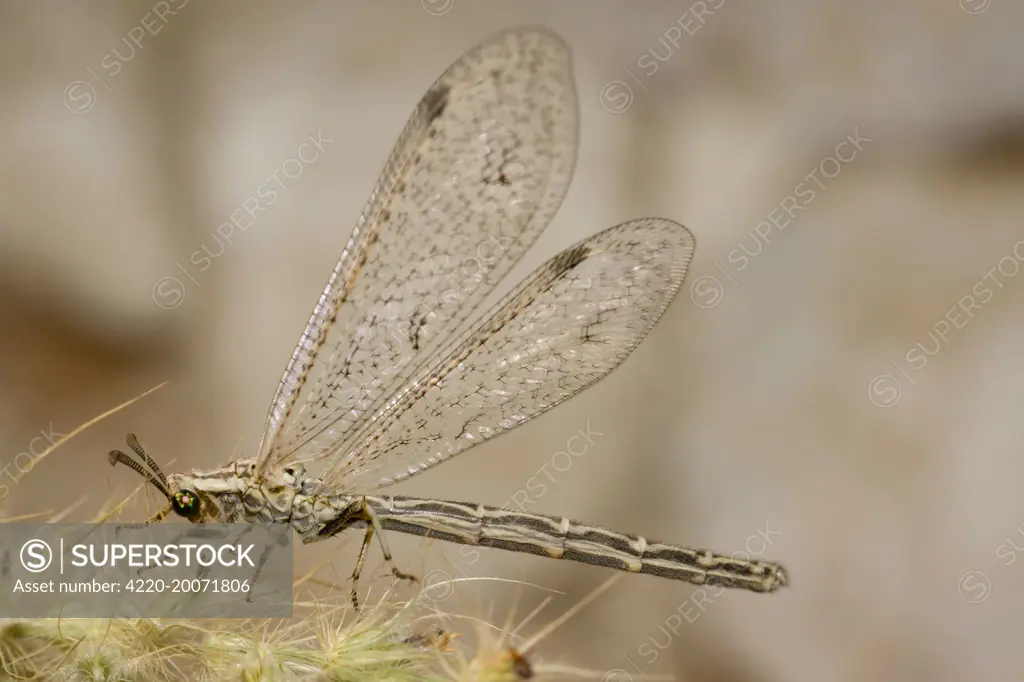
[422,83,450,124]
[487,169,511,187]
[553,244,590,275]
[408,313,430,351]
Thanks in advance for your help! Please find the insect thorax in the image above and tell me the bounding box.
[169,460,364,542]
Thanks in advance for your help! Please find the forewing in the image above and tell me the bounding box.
[316,218,695,490]
[256,28,578,476]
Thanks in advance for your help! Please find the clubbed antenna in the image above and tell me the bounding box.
[107,448,171,501]
[124,433,170,490]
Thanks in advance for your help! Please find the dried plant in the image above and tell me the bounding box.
[0,387,618,682]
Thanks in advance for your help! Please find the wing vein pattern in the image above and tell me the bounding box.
[256,27,579,477]
[321,218,695,491]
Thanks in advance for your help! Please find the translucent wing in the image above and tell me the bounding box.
[312,218,695,490]
[256,27,578,477]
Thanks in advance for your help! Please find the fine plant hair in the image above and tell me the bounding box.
[0,497,619,681]
[0,389,615,681]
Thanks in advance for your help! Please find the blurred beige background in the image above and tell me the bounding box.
[2,1,1023,680]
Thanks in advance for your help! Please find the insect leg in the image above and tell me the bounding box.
[111,504,173,567]
[317,497,418,607]
[243,529,290,607]
[145,505,172,525]
[348,526,375,609]
[316,499,378,608]
[361,497,419,585]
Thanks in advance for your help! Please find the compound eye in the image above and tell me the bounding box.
[172,489,201,519]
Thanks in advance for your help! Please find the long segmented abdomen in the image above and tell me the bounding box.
[366,495,787,593]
